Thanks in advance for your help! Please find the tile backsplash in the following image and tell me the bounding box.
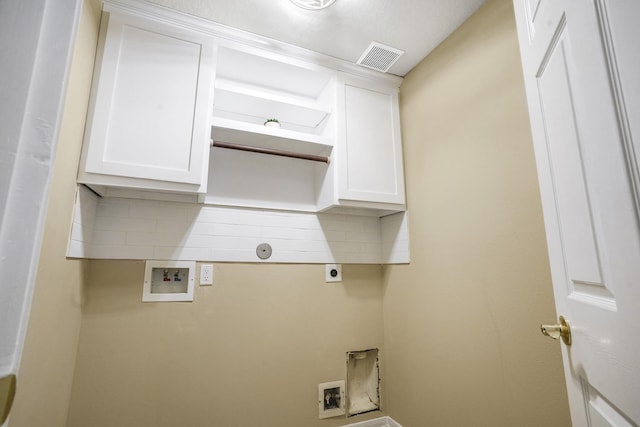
[68,185,410,263]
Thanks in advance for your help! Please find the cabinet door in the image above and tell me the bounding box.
[337,77,405,207]
[79,10,214,191]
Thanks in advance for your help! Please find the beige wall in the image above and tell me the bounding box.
[11,0,573,426]
[66,262,386,427]
[382,1,571,426]
[8,1,102,426]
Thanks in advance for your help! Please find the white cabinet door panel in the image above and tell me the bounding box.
[81,10,214,189]
[344,85,398,197]
[336,77,405,209]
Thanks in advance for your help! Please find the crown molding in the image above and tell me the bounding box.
[102,0,403,87]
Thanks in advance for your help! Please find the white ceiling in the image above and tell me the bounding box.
[145,0,487,76]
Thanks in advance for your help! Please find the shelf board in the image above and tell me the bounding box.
[204,143,324,213]
[216,78,330,111]
[211,117,333,157]
[214,83,330,130]
[216,46,334,99]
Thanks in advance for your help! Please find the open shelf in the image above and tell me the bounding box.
[211,117,333,157]
[206,44,338,212]
[214,79,331,131]
[216,46,335,98]
[203,146,328,212]
[212,44,336,139]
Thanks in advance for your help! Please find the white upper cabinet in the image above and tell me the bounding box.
[317,74,406,215]
[342,83,404,204]
[205,44,406,216]
[77,3,215,194]
[77,0,405,216]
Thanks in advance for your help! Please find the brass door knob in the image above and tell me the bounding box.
[541,315,572,345]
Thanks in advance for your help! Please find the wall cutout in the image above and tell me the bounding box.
[142,260,195,302]
[318,380,346,419]
[347,348,380,416]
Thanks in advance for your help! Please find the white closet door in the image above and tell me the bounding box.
[513,1,640,425]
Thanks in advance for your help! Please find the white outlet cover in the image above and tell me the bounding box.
[325,264,342,282]
[200,264,213,285]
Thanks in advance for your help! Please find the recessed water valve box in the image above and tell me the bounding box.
[318,380,345,419]
[142,260,195,302]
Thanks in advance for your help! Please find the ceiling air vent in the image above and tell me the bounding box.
[356,42,404,73]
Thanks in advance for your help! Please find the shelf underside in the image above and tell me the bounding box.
[214,88,329,130]
[211,118,332,157]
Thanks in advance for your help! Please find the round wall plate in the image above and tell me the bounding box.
[256,243,272,260]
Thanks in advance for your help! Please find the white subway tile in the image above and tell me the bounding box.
[206,235,259,251]
[70,192,408,263]
[154,231,187,247]
[156,219,190,234]
[94,216,156,232]
[126,231,157,246]
[188,222,218,236]
[180,234,217,248]
[329,241,365,253]
[323,229,348,242]
[76,193,98,225]
[104,187,142,199]
[319,218,356,232]
[210,248,257,262]
[261,226,299,240]
[156,205,190,221]
[267,238,327,252]
[270,250,331,263]
[128,203,160,220]
[265,227,324,241]
[284,228,326,241]
[70,223,92,243]
[192,208,221,223]
[363,242,383,256]
[140,191,197,203]
[197,206,257,224]
[153,246,210,261]
[96,200,130,218]
[346,230,380,243]
[93,230,126,246]
[89,244,154,260]
[259,213,318,229]
[67,239,87,258]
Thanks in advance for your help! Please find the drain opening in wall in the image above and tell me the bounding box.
[346,348,380,416]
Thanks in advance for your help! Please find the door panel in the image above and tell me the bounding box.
[513,0,640,425]
[537,26,605,291]
[82,10,214,186]
[585,383,636,427]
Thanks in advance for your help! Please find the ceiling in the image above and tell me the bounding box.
[145,0,486,77]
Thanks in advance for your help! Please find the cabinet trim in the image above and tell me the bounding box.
[103,0,402,85]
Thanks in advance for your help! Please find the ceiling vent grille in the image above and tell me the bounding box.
[356,42,404,73]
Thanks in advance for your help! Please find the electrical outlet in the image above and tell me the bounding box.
[325,264,342,283]
[200,264,213,285]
